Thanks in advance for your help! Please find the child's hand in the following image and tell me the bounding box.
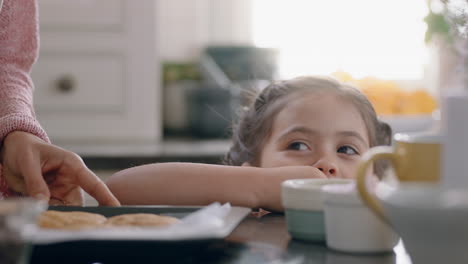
[254,166,327,212]
[276,165,328,180]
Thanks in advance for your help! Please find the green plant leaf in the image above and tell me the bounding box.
[424,11,452,43]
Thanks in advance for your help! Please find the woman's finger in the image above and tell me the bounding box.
[73,165,120,206]
[21,153,50,201]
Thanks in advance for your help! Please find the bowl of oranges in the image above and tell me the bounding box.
[332,72,438,134]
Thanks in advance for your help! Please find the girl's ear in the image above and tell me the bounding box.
[241,162,252,167]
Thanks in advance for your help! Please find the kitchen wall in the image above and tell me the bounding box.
[33,0,253,159]
[156,0,253,62]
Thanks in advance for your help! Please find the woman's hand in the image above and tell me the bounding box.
[0,131,120,206]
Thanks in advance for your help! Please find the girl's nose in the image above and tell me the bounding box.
[313,159,338,178]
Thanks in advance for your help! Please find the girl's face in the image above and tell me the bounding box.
[258,92,370,179]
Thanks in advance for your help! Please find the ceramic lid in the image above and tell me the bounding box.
[281,179,353,210]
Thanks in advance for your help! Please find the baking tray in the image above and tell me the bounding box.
[32,205,250,242]
[46,205,206,218]
[30,205,251,263]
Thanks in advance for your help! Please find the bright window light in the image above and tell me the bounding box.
[252,0,429,80]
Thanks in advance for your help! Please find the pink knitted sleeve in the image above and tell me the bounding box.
[0,0,50,198]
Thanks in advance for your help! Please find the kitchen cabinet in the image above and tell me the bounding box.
[32,0,161,155]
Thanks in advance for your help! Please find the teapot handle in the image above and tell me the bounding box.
[356,146,397,225]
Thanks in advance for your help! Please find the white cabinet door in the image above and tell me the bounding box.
[33,52,125,112]
[33,0,161,155]
[39,0,124,31]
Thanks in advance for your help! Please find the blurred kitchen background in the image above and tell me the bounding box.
[32,0,467,171]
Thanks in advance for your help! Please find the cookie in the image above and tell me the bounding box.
[38,210,107,230]
[105,213,180,227]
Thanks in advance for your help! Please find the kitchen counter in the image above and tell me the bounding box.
[30,213,413,264]
[79,139,231,170]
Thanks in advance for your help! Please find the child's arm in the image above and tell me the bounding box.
[105,163,326,212]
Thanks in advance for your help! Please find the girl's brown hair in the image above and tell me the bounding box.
[224,76,392,177]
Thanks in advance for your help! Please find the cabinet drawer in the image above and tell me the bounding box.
[39,0,124,31]
[32,52,125,113]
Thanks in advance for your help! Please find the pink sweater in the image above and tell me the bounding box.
[0,0,50,198]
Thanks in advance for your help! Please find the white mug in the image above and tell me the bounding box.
[376,183,468,264]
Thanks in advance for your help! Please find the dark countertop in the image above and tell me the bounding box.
[78,139,231,170]
[30,213,412,264]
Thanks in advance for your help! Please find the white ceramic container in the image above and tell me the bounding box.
[281,179,352,242]
[321,183,399,253]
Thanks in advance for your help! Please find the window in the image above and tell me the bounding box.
[252,0,428,80]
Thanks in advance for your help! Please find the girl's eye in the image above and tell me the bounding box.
[337,146,358,155]
[288,142,309,151]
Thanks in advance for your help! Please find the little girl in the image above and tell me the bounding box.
[106,76,391,212]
